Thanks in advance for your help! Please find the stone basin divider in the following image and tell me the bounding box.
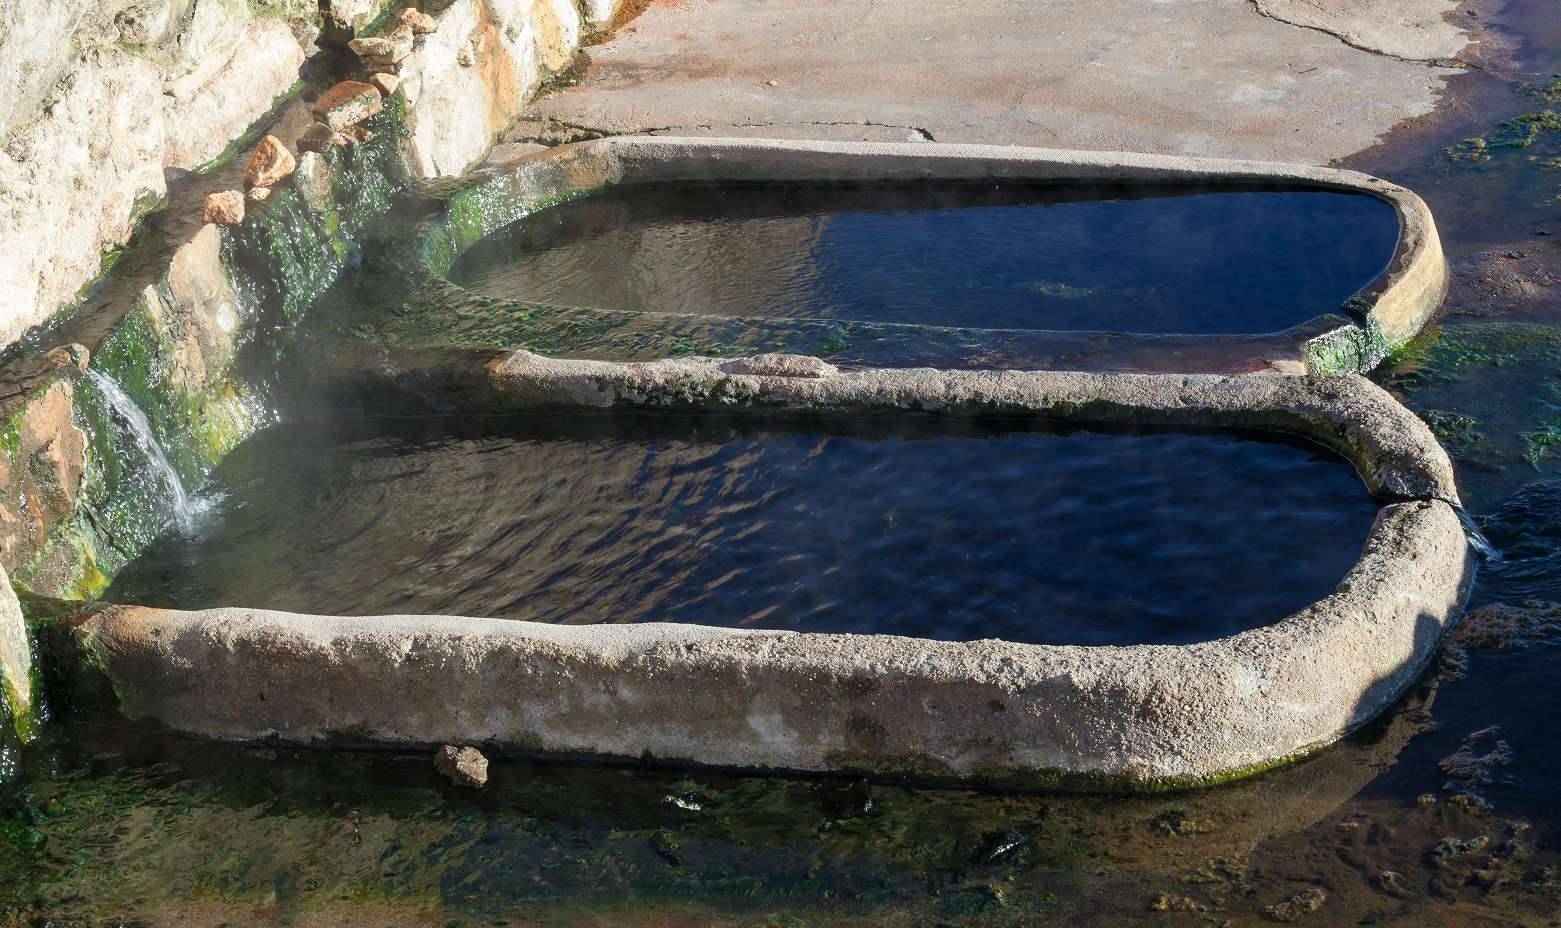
[424,136,1449,375]
[58,360,1473,790]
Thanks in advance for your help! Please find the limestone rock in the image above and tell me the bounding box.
[434,745,489,786]
[298,122,351,153]
[245,186,272,204]
[369,72,400,97]
[312,80,384,132]
[0,563,32,737]
[243,135,296,190]
[0,379,87,576]
[202,190,245,226]
[349,24,414,65]
[399,8,437,34]
[726,353,838,378]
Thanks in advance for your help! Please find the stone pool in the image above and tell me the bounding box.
[106,414,1379,647]
[448,183,1401,335]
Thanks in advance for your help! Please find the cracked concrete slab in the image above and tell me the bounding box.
[1253,0,1471,61]
[528,0,1471,164]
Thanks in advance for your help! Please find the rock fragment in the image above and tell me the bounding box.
[369,72,400,97]
[245,186,272,205]
[243,135,296,190]
[399,8,438,34]
[202,191,245,226]
[434,745,489,787]
[312,81,384,132]
[350,24,415,68]
[1261,887,1327,922]
[294,152,333,213]
[298,122,351,154]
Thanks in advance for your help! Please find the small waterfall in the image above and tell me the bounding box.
[1455,505,1502,562]
[86,369,190,526]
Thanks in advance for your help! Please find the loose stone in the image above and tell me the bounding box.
[349,126,374,144]
[202,191,245,226]
[369,73,400,98]
[294,151,333,213]
[398,8,437,34]
[349,25,414,66]
[245,186,272,205]
[298,122,351,154]
[312,80,384,132]
[243,135,295,190]
[40,343,89,372]
[434,745,489,787]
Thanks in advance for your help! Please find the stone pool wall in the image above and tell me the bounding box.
[54,367,1473,789]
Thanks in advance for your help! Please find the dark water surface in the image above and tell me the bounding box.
[105,416,1375,647]
[448,185,1399,335]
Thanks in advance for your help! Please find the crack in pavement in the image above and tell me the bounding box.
[1246,0,1487,72]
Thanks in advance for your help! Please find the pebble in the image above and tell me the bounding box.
[202,191,245,226]
[434,745,489,787]
[243,135,296,190]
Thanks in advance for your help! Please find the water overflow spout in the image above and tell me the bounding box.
[85,369,190,527]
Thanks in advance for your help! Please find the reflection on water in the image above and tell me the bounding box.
[106,416,1374,646]
[448,184,1399,335]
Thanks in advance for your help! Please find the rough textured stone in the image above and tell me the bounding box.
[368,72,400,97]
[298,122,350,153]
[66,498,1469,790]
[400,0,582,177]
[245,186,272,204]
[399,8,438,34]
[0,17,305,347]
[293,151,334,213]
[243,135,296,189]
[312,80,384,132]
[0,563,31,736]
[726,353,838,378]
[141,223,245,392]
[349,27,414,65]
[0,379,87,575]
[434,745,488,786]
[202,191,245,226]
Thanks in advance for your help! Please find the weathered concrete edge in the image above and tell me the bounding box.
[427,136,1448,370]
[68,497,1469,791]
[476,353,1461,505]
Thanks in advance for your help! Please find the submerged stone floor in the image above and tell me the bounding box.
[525,0,1482,164]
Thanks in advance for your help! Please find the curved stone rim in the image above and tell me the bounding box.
[420,136,1447,374]
[65,363,1473,792]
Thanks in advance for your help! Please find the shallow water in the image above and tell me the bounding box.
[448,184,1399,335]
[105,416,1374,646]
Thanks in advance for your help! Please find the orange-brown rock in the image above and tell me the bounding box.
[202,191,245,226]
[0,379,86,575]
[312,81,384,132]
[349,126,374,144]
[243,135,296,190]
[368,73,400,98]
